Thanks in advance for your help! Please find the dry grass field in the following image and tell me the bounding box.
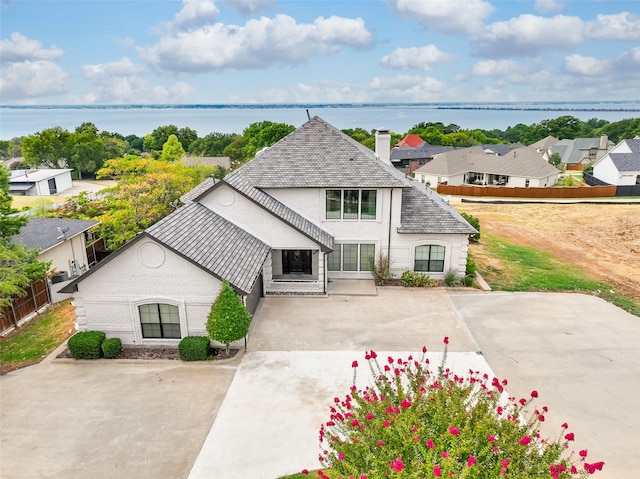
[453,201,640,302]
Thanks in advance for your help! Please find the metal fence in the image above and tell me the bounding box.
[1,279,51,334]
[583,173,640,197]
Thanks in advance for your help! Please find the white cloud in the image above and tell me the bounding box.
[224,0,276,16]
[0,32,64,62]
[0,60,69,101]
[380,45,454,72]
[471,59,551,84]
[82,57,194,103]
[252,74,448,103]
[387,0,495,34]
[171,0,219,31]
[585,12,640,41]
[534,0,563,13]
[368,75,448,101]
[563,54,609,76]
[473,14,584,57]
[140,14,372,72]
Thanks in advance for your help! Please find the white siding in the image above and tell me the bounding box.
[74,237,222,346]
[39,235,90,277]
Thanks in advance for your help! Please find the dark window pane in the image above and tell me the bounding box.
[327,247,341,271]
[360,190,376,220]
[343,244,358,271]
[343,190,359,219]
[359,244,375,271]
[326,190,341,219]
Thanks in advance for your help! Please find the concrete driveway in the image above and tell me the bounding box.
[2,287,638,479]
[191,288,639,479]
[0,353,238,479]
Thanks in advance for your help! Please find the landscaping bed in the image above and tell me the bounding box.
[56,346,239,361]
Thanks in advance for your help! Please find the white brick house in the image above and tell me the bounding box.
[592,138,640,186]
[62,117,475,346]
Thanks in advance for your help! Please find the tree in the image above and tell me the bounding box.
[240,121,295,161]
[22,126,71,168]
[0,165,26,239]
[159,134,186,162]
[0,165,49,308]
[189,132,238,156]
[206,281,251,355]
[549,152,563,168]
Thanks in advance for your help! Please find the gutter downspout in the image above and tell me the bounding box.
[387,189,393,261]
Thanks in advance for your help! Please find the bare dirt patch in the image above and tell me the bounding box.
[453,202,640,301]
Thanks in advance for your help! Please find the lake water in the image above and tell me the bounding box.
[1,102,638,139]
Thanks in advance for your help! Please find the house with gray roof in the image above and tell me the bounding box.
[61,117,475,347]
[592,137,640,186]
[550,136,612,170]
[414,146,560,188]
[11,217,99,285]
[390,142,453,174]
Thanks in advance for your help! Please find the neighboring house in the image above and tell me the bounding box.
[529,136,559,161]
[592,137,640,186]
[390,139,453,174]
[181,156,231,170]
[480,144,512,156]
[11,218,99,279]
[414,146,560,188]
[549,136,613,170]
[9,169,73,196]
[61,117,476,347]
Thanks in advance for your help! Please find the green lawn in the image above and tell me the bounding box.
[478,233,640,316]
[0,301,75,370]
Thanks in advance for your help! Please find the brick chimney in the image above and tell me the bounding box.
[375,128,391,164]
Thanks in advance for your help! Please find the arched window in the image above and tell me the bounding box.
[139,303,181,339]
[414,245,445,273]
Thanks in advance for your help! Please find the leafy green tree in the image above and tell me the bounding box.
[125,134,144,154]
[600,118,640,143]
[222,136,249,168]
[67,122,106,179]
[0,165,50,308]
[188,132,237,156]
[549,152,563,168]
[240,121,295,161]
[159,134,186,162]
[22,126,71,168]
[0,165,26,238]
[146,125,179,152]
[206,281,251,355]
[0,140,10,161]
[177,127,198,152]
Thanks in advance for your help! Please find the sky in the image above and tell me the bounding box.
[1,0,639,105]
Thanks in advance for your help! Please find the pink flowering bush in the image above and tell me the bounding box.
[315,338,603,478]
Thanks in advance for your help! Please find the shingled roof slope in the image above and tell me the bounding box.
[226,116,406,188]
[608,139,640,172]
[11,218,99,253]
[146,203,270,294]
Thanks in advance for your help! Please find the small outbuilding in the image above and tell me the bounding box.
[9,169,73,196]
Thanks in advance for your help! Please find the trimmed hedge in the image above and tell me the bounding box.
[101,337,122,359]
[68,331,106,359]
[178,336,210,361]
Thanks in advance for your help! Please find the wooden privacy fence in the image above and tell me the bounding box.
[437,184,617,198]
[0,279,50,333]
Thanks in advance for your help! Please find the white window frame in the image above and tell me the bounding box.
[324,189,379,221]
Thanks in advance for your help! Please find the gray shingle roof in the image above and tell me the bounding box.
[180,177,216,204]
[608,139,640,172]
[11,218,99,253]
[414,146,559,179]
[390,145,453,161]
[222,175,334,252]
[146,203,270,294]
[550,138,612,164]
[399,182,477,234]
[480,144,512,156]
[226,116,406,188]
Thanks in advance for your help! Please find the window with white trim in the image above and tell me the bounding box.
[414,245,445,273]
[139,303,181,339]
[325,189,377,220]
[327,243,375,272]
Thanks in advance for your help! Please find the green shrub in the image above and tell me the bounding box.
[101,337,122,359]
[443,268,460,287]
[460,212,480,243]
[401,270,436,287]
[207,281,251,355]
[464,255,478,286]
[178,336,210,361]
[67,331,105,359]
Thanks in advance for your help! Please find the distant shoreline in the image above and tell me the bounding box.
[2,102,639,113]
